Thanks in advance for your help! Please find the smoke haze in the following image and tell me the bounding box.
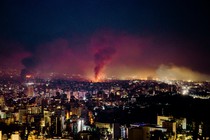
[0,31,209,81]
[156,64,210,81]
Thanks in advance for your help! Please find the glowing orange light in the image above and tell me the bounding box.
[66,112,70,119]
[93,73,104,82]
[94,76,100,82]
[26,74,32,78]
[86,72,105,82]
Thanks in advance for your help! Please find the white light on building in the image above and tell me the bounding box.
[181,86,189,95]
[77,118,85,132]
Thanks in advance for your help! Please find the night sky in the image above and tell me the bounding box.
[0,0,210,81]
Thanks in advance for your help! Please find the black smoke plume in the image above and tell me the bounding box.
[94,47,116,80]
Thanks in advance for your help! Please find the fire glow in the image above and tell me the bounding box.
[25,74,32,78]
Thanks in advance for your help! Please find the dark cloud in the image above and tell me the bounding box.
[0,39,30,69]
[21,57,39,70]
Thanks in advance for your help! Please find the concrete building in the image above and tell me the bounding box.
[95,122,121,139]
[128,124,167,140]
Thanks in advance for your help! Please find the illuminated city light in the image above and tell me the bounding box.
[0,0,210,139]
[181,86,189,95]
[25,82,34,86]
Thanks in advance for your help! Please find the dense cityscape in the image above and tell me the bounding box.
[0,72,210,140]
[1,0,210,140]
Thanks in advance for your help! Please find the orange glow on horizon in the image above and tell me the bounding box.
[92,76,102,83]
[87,73,105,83]
[95,72,105,82]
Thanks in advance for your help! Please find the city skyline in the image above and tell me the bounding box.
[0,0,210,81]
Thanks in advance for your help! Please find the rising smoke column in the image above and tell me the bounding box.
[94,47,116,81]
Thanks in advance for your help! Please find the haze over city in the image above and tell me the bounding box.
[0,0,210,81]
[1,1,210,140]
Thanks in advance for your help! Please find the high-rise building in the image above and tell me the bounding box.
[26,85,34,97]
[50,115,62,137]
